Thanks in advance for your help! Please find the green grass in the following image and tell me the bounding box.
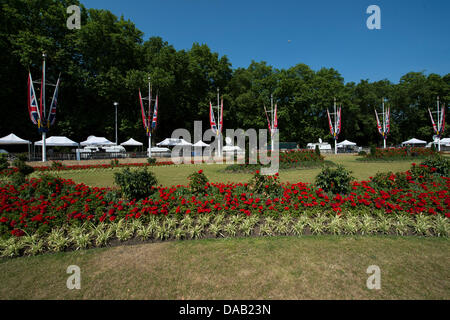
[0,236,448,300]
[47,154,414,188]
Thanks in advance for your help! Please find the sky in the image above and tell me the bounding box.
[81,0,450,84]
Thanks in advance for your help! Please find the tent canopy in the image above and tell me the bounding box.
[35,136,78,147]
[402,138,427,146]
[80,136,114,146]
[157,138,192,147]
[337,140,357,147]
[0,133,30,145]
[193,141,210,147]
[121,138,143,146]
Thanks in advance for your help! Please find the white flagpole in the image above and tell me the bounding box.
[148,76,152,158]
[42,52,47,163]
[334,98,337,155]
[271,94,274,153]
[437,96,441,152]
[217,88,221,158]
[382,98,386,149]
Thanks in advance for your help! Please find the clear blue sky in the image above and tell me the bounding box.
[82,0,449,84]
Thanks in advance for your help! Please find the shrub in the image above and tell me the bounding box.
[114,167,158,200]
[147,158,157,165]
[248,170,281,196]
[315,145,321,157]
[187,170,209,194]
[358,151,367,156]
[315,165,353,194]
[10,157,34,185]
[0,154,8,171]
[419,156,449,177]
[370,145,377,157]
[51,161,66,170]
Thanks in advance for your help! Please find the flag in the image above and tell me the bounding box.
[439,105,445,136]
[139,90,148,132]
[335,106,341,136]
[385,107,390,135]
[47,77,60,126]
[429,108,438,134]
[151,95,158,130]
[209,102,218,135]
[264,105,272,134]
[28,73,40,125]
[327,109,334,136]
[274,104,278,130]
[220,98,224,133]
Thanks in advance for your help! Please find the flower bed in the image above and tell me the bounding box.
[358,147,436,161]
[0,162,448,258]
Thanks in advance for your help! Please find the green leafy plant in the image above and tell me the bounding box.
[247,170,281,196]
[187,170,209,194]
[114,167,158,200]
[433,216,449,237]
[47,229,68,252]
[0,154,9,171]
[147,158,157,165]
[420,156,449,177]
[315,165,353,194]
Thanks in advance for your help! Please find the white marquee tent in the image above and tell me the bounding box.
[0,133,31,145]
[34,136,79,147]
[193,141,210,148]
[337,140,357,147]
[80,136,115,146]
[402,138,427,146]
[157,138,192,147]
[120,138,143,147]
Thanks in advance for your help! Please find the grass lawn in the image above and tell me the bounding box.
[0,236,448,300]
[48,154,415,188]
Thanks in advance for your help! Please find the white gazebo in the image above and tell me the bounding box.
[80,136,115,146]
[120,138,143,147]
[0,133,31,145]
[0,133,32,159]
[157,138,192,147]
[34,136,79,147]
[402,138,427,147]
[337,140,357,148]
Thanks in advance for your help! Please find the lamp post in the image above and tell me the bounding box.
[114,102,119,145]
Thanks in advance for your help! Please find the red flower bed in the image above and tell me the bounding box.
[0,169,448,239]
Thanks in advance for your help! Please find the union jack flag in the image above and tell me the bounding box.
[47,77,60,127]
[209,102,218,135]
[151,96,158,130]
[27,73,40,125]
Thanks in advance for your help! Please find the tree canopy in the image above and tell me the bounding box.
[1,0,448,147]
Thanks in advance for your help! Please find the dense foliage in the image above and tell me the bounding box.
[359,147,437,161]
[113,167,158,201]
[0,0,448,148]
[315,166,354,195]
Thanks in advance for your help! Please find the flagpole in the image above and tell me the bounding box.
[437,96,441,152]
[334,98,337,155]
[42,52,47,163]
[271,94,274,152]
[148,76,152,158]
[382,98,386,149]
[217,88,221,158]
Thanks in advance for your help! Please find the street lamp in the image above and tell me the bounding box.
[114,102,119,145]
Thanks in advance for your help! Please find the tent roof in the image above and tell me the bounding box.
[193,141,210,147]
[80,136,114,146]
[0,133,30,145]
[337,140,357,147]
[402,138,427,145]
[121,138,143,146]
[35,136,79,147]
[157,138,192,147]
